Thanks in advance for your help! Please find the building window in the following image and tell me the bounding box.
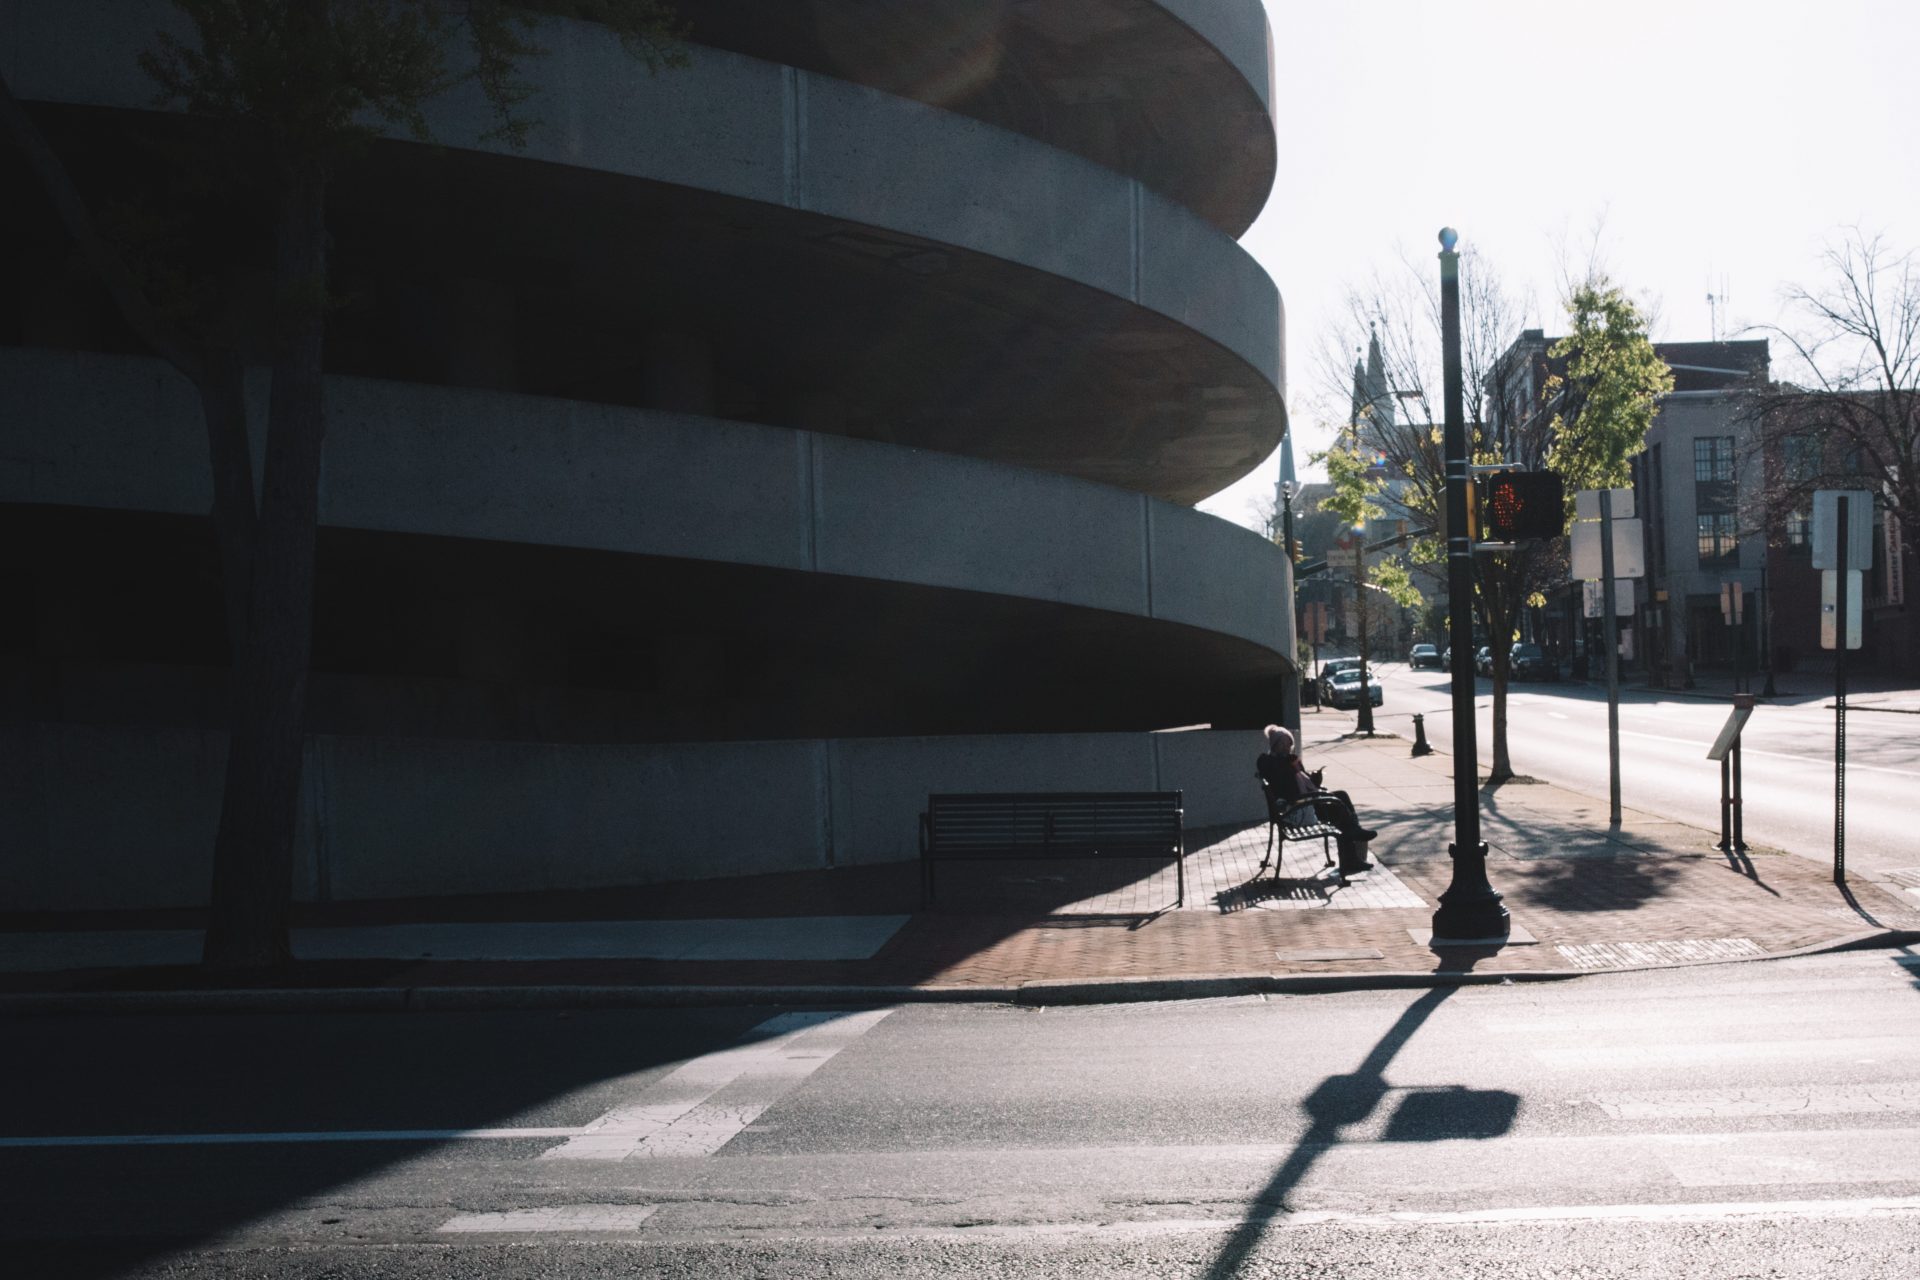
[1781,435,1820,483]
[1785,511,1810,548]
[1694,436,1734,482]
[1698,512,1738,566]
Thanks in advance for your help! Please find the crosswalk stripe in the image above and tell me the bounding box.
[1536,1035,1917,1068]
[542,1008,893,1161]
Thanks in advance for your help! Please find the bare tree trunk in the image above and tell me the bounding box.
[202,168,328,971]
[199,347,258,658]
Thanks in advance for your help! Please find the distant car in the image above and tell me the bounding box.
[1327,669,1383,709]
[1317,658,1363,702]
[1510,642,1553,681]
[1408,644,1440,669]
[1474,646,1493,676]
[1441,646,1453,671]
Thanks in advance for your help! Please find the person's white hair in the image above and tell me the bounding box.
[1264,724,1296,755]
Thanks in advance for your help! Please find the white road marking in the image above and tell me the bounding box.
[542,1008,893,1161]
[1548,711,1569,720]
[1616,728,1917,777]
[440,1205,659,1233]
[1537,1035,1920,1069]
[0,1127,579,1149]
[1594,1083,1920,1120]
[1273,1195,1920,1228]
[1658,1128,1920,1187]
[0,1008,894,1153]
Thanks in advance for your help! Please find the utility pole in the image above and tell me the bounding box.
[1356,532,1375,735]
[1600,490,1621,827]
[1431,227,1508,943]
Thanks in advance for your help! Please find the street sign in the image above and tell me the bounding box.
[1812,489,1874,570]
[1583,579,1635,618]
[1706,697,1756,762]
[1820,570,1863,649]
[1570,517,1645,580]
[1575,488,1635,522]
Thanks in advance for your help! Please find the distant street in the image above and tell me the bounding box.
[5,951,1919,1276]
[1322,664,1920,876]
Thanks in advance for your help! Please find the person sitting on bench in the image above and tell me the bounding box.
[1258,725,1377,873]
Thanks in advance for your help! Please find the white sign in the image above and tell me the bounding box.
[1812,490,1874,571]
[1820,569,1864,650]
[1583,579,1635,618]
[1720,580,1745,624]
[1570,517,1646,581]
[1575,488,1635,522]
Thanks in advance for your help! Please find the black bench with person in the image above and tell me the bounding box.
[919,791,1185,908]
[1256,775,1341,878]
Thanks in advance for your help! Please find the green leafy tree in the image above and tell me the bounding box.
[0,1,687,970]
[1316,443,1422,733]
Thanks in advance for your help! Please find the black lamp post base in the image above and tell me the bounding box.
[1431,842,1509,940]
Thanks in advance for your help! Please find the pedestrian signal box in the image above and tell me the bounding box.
[1481,470,1565,542]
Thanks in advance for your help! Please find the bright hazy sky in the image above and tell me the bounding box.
[1198,0,1920,531]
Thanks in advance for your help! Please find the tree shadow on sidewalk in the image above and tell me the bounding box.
[1505,857,1687,914]
[1200,985,1519,1279]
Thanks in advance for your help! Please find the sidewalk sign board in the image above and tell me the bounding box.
[1819,570,1863,649]
[1707,697,1755,761]
[1583,579,1634,618]
[1812,489,1873,571]
[1571,518,1645,580]
[1575,488,1635,522]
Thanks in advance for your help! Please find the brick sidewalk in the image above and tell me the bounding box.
[7,735,1918,1004]
[846,734,1920,989]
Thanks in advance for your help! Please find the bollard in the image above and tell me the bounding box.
[1411,713,1433,757]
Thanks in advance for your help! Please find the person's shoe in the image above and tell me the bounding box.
[1359,828,1379,840]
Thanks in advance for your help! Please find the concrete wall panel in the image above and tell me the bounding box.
[2,725,1267,909]
[321,380,814,572]
[314,736,828,901]
[1148,499,1291,650]
[811,435,1147,614]
[0,723,224,910]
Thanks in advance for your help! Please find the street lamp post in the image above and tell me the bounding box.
[1431,227,1509,942]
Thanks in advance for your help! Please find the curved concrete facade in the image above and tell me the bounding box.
[0,0,1297,907]
[5,0,1283,501]
[1,348,1291,657]
[670,0,1277,236]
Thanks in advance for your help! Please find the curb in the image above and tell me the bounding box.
[6,929,1914,1016]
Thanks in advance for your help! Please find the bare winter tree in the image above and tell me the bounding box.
[1748,230,1920,668]
[1314,247,1563,782]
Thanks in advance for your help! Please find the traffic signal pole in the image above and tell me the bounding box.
[1600,489,1621,827]
[1431,228,1508,943]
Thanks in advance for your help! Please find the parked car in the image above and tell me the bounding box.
[1510,642,1553,681]
[1474,646,1493,676]
[1317,657,1363,702]
[1408,643,1440,669]
[1441,646,1453,671]
[1327,668,1383,709]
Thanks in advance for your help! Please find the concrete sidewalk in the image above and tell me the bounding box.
[6,736,1919,1011]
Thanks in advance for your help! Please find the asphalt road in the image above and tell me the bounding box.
[1320,664,1920,875]
[6,948,1920,1276]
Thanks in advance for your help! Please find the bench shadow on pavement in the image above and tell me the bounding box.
[1201,985,1519,1279]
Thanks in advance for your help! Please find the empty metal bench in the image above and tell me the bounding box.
[920,791,1185,908]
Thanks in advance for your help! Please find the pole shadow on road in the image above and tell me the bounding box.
[1201,986,1519,1279]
